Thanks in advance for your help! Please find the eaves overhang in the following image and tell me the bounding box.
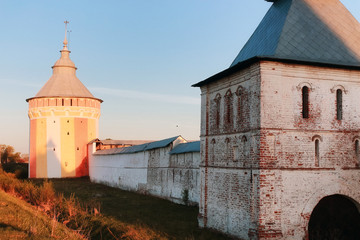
[192,56,360,88]
[26,95,103,103]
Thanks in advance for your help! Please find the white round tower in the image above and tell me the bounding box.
[26,23,102,178]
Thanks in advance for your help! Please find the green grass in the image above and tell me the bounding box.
[31,177,232,240]
[0,190,82,240]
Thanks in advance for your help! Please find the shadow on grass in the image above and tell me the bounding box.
[31,177,235,240]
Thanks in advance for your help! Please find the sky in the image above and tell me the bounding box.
[0,0,359,154]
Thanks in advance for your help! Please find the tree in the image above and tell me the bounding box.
[0,145,22,164]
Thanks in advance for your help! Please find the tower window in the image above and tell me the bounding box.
[224,90,233,131]
[336,89,343,120]
[214,94,221,129]
[67,132,70,135]
[315,139,320,167]
[302,86,309,118]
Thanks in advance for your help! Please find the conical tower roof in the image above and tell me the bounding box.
[27,26,102,102]
[231,0,360,67]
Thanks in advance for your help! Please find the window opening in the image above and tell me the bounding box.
[302,86,309,118]
[315,139,320,167]
[336,89,343,120]
[214,94,221,129]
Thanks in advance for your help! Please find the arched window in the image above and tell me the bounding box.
[224,90,233,131]
[336,89,343,120]
[315,139,320,167]
[214,94,221,129]
[236,86,244,123]
[302,86,309,118]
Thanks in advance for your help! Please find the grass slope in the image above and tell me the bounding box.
[0,190,82,240]
[32,177,232,240]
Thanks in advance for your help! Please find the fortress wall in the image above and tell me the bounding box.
[88,143,200,205]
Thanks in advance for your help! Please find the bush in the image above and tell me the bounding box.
[1,163,28,179]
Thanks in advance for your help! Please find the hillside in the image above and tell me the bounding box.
[0,190,82,240]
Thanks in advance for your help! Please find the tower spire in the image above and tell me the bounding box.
[63,20,69,50]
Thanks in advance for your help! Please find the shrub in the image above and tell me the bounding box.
[1,163,28,179]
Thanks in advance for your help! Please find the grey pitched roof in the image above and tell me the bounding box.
[193,0,360,87]
[231,0,360,67]
[94,136,183,156]
[169,141,200,155]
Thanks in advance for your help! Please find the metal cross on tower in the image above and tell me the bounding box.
[63,20,69,49]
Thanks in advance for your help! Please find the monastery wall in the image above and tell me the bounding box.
[88,143,148,192]
[88,142,200,205]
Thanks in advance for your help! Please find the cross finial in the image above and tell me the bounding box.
[63,20,69,50]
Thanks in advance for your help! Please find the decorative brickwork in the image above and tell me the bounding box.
[197,61,360,239]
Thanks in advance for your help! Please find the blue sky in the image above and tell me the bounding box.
[0,0,359,153]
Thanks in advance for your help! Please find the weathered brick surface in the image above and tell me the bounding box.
[199,61,360,239]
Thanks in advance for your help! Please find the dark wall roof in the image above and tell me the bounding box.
[94,136,183,156]
[169,141,200,155]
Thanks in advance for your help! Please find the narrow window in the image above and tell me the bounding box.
[236,86,244,125]
[355,140,359,162]
[336,89,343,120]
[211,139,216,165]
[216,103,220,128]
[62,99,64,106]
[302,86,309,118]
[214,94,221,129]
[224,90,233,131]
[70,99,73,106]
[315,139,320,167]
[226,101,231,123]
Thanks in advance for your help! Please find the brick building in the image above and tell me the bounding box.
[193,0,360,239]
